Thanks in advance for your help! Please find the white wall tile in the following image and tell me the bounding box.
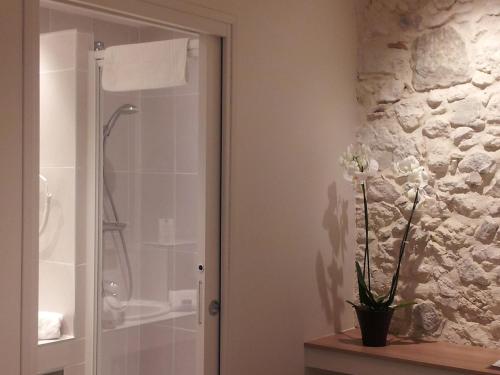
[173,251,197,292]
[140,173,175,243]
[174,313,197,331]
[139,323,174,375]
[40,70,76,167]
[140,96,175,173]
[40,30,77,73]
[138,246,172,302]
[173,328,197,375]
[175,174,199,243]
[175,94,199,173]
[128,172,143,245]
[100,326,140,375]
[39,167,76,264]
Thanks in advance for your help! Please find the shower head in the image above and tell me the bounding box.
[119,104,139,115]
[103,104,139,138]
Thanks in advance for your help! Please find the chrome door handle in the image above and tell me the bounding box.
[198,280,203,325]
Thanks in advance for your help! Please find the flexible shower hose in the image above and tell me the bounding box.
[103,141,134,305]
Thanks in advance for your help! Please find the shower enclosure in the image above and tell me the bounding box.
[38,3,221,375]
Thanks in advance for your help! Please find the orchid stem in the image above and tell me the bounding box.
[392,189,419,299]
[361,182,371,291]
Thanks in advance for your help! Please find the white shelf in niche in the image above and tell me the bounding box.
[38,334,74,346]
[143,240,197,248]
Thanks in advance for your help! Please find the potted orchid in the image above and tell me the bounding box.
[339,144,428,347]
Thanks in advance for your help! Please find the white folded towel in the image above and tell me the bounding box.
[102,38,189,92]
[169,289,197,312]
[38,311,63,340]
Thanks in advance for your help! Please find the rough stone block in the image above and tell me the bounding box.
[411,27,471,91]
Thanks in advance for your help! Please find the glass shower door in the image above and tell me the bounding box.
[96,31,221,375]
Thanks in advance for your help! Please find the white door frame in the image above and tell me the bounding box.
[21,1,235,374]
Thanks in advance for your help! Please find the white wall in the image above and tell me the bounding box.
[203,2,359,374]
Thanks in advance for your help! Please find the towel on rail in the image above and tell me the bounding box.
[102,38,189,92]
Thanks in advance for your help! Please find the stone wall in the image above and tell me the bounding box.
[355,0,500,348]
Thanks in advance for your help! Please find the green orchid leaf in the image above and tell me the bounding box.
[355,262,372,302]
[392,301,417,310]
[355,262,380,309]
[384,274,399,308]
[346,300,357,308]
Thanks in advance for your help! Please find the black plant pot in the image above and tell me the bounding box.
[355,306,394,347]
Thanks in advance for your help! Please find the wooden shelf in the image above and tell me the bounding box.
[305,329,500,375]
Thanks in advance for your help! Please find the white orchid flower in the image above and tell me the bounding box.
[339,144,379,184]
[393,155,420,176]
[395,156,429,203]
[407,166,429,188]
[404,183,428,202]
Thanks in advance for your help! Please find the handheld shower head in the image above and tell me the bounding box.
[119,104,139,115]
[103,104,139,138]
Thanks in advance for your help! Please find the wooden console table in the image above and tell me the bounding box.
[305,329,500,375]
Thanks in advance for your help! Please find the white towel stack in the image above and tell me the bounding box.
[102,38,189,92]
[38,311,63,340]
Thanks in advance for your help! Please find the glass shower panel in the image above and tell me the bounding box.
[98,31,202,375]
[38,4,220,374]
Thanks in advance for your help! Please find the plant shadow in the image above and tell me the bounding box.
[316,181,350,332]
